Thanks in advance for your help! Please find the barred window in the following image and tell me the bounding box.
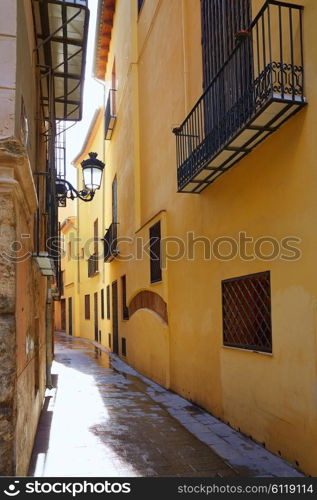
[222,271,272,353]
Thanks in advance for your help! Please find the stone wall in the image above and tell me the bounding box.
[0,192,16,475]
[0,141,48,475]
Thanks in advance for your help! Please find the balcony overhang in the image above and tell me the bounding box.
[176,92,306,194]
[32,0,89,121]
[103,222,119,262]
[33,252,56,276]
[174,1,306,194]
[105,89,117,139]
[105,115,116,140]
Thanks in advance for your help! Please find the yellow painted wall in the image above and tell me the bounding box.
[59,216,79,337]
[66,0,317,476]
[75,109,111,345]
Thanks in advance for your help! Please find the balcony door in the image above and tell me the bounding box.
[201,0,253,138]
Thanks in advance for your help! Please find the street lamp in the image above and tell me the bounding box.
[56,152,105,206]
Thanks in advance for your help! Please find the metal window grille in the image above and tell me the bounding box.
[222,271,272,353]
[149,221,162,283]
[84,294,90,320]
[104,222,118,262]
[88,253,98,276]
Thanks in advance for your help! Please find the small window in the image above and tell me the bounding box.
[106,285,110,319]
[121,275,129,320]
[138,0,144,14]
[84,294,90,320]
[101,289,105,319]
[121,337,127,357]
[149,221,162,283]
[222,271,272,353]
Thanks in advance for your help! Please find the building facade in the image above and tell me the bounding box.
[0,0,88,475]
[58,0,317,475]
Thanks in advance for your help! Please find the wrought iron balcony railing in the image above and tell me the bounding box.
[56,0,88,5]
[104,222,119,262]
[88,253,99,277]
[174,0,306,194]
[105,89,117,140]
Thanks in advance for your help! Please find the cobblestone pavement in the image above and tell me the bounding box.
[29,332,303,477]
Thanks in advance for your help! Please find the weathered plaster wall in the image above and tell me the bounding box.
[0,0,17,140]
[0,141,47,475]
[0,186,16,475]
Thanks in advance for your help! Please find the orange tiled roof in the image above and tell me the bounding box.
[95,0,116,80]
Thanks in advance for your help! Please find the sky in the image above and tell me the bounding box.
[65,0,103,186]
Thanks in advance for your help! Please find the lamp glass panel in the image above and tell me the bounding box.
[83,167,102,191]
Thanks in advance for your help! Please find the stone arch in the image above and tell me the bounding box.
[128,290,168,324]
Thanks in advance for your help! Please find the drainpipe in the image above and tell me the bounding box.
[181,0,189,114]
[46,277,53,388]
[93,77,106,285]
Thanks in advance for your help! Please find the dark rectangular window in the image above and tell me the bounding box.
[60,270,64,296]
[84,294,90,320]
[121,275,129,320]
[121,337,127,357]
[149,221,162,283]
[106,285,110,319]
[101,288,105,319]
[222,271,272,353]
[138,0,144,14]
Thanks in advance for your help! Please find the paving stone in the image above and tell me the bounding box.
[29,333,304,478]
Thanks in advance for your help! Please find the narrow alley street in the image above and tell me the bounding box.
[28,333,303,478]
